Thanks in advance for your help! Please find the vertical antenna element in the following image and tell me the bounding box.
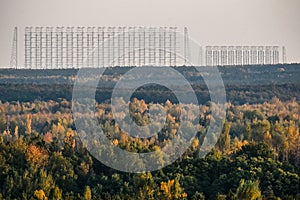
[282,46,286,64]
[184,27,190,65]
[10,27,18,69]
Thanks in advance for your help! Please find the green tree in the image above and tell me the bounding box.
[216,121,231,153]
[251,120,271,142]
[236,179,262,200]
[49,186,62,200]
[133,172,156,200]
[191,192,205,200]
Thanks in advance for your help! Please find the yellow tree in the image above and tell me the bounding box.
[84,186,92,200]
[14,125,19,139]
[25,114,32,134]
[34,189,48,200]
[286,121,300,164]
[64,129,76,149]
[160,178,187,200]
[26,144,49,167]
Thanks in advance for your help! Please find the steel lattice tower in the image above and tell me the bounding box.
[10,27,18,68]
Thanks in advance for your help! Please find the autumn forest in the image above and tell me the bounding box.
[0,65,300,199]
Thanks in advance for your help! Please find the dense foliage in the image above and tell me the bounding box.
[0,97,300,199]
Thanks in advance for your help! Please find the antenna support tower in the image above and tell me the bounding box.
[10,27,18,68]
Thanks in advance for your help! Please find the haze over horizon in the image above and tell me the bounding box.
[0,0,300,67]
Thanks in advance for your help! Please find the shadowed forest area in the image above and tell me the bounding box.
[0,64,299,104]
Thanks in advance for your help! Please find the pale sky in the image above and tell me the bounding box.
[0,0,300,67]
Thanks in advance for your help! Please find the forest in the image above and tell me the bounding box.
[0,64,300,104]
[0,97,300,199]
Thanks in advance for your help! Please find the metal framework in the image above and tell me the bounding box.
[24,26,180,69]
[10,27,18,68]
[8,26,288,68]
[282,46,286,64]
[205,45,284,66]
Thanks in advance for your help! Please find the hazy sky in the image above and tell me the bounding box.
[0,0,300,67]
